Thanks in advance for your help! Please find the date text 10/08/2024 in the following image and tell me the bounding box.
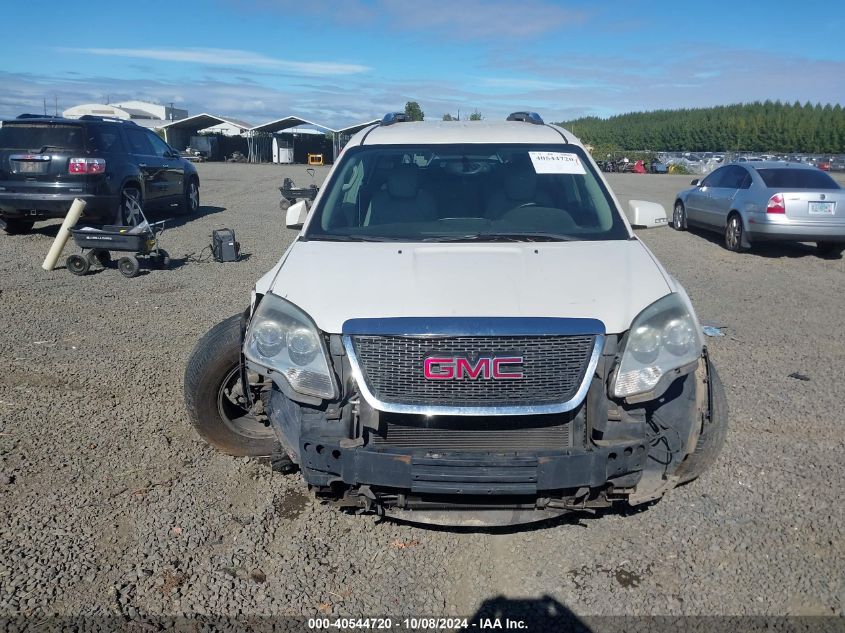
[307,617,529,630]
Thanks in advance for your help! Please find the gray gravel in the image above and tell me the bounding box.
[1,165,843,622]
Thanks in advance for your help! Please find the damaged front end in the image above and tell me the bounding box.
[242,293,720,527]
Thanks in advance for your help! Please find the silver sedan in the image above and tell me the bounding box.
[672,161,845,256]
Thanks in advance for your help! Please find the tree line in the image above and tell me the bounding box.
[557,101,845,154]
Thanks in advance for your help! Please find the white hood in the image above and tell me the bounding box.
[265,239,672,335]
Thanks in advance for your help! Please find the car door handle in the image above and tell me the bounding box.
[138,163,147,168]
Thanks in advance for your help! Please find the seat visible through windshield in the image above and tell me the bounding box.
[305,144,630,242]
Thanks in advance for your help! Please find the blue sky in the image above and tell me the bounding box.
[1,0,843,128]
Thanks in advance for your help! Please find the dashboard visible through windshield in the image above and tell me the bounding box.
[304,144,630,242]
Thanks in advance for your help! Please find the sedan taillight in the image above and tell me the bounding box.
[766,193,786,214]
[68,158,106,174]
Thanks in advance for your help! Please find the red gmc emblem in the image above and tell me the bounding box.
[424,356,524,380]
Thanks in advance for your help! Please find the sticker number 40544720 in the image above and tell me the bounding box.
[528,151,587,175]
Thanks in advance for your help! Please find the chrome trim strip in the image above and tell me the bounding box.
[342,317,605,337]
[342,333,606,417]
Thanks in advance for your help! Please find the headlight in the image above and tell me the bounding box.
[243,294,336,399]
[612,293,703,399]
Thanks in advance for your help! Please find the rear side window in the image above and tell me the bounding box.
[125,128,155,155]
[87,125,125,153]
[756,168,840,189]
[0,123,85,151]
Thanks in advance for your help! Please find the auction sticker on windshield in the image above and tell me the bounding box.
[529,151,586,175]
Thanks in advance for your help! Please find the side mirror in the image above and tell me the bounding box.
[626,200,668,229]
[285,199,310,229]
[690,178,700,186]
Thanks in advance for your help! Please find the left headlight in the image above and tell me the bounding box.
[243,294,336,399]
[611,292,703,399]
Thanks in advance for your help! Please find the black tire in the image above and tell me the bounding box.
[676,360,729,484]
[2,218,35,234]
[158,248,171,269]
[672,201,687,231]
[816,241,844,258]
[184,314,276,456]
[724,213,744,252]
[117,187,143,226]
[90,249,111,267]
[117,255,140,278]
[183,178,199,215]
[66,254,90,276]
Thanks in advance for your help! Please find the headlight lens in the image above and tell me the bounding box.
[243,294,336,399]
[612,293,703,398]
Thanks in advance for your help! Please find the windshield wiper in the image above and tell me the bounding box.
[423,232,575,243]
[304,234,402,242]
[34,145,67,153]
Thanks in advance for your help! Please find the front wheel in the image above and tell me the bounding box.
[676,360,729,484]
[672,201,687,231]
[183,179,199,215]
[184,314,276,456]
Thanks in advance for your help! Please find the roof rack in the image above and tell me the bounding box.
[16,113,54,119]
[77,115,138,125]
[380,112,410,126]
[506,111,544,125]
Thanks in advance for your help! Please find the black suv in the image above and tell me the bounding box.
[0,114,200,234]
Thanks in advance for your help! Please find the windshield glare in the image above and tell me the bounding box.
[304,144,629,242]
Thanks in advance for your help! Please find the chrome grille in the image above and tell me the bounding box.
[349,335,595,408]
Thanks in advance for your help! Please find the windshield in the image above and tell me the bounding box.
[756,168,840,190]
[304,144,629,242]
[0,123,85,151]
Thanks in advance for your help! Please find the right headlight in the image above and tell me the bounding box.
[243,294,336,399]
[611,292,703,399]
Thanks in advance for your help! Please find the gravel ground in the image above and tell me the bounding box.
[1,164,843,625]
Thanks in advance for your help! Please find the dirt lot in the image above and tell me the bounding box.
[1,164,844,624]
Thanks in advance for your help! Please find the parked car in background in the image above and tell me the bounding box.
[0,114,199,234]
[828,156,845,172]
[672,161,845,256]
[649,158,668,174]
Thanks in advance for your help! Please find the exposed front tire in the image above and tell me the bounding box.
[672,201,687,231]
[724,213,744,252]
[184,314,276,457]
[1,218,35,234]
[676,360,729,484]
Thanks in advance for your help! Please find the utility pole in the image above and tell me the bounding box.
[43,98,47,115]
[54,95,58,116]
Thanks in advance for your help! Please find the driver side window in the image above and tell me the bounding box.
[701,168,725,188]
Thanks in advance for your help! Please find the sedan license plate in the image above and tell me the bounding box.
[14,161,47,174]
[808,201,835,215]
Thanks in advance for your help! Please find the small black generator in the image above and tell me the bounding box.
[212,229,240,262]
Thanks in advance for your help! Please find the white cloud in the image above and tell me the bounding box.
[61,47,370,76]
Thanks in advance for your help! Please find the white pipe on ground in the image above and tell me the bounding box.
[41,198,86,271]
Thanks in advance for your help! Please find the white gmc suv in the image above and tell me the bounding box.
[184,112,728,526]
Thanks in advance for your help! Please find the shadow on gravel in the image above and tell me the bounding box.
[159,204,226,230]
[470,595,590,631]
[683,226,839,259]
